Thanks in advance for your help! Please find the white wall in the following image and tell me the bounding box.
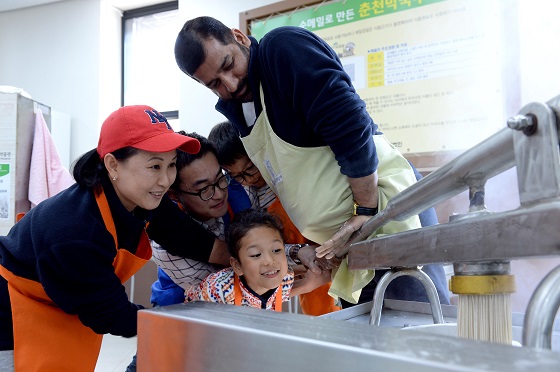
[177,0,278,136]
[518,0,560,104]
[0,0,121,165]
[99,1,124,129]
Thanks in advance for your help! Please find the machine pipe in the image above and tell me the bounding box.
[369,268,444,326]
[341,127,515,255]
[348,199,560,269]
[523,264,560,350]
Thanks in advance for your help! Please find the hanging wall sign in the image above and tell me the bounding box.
[246,0,519,169]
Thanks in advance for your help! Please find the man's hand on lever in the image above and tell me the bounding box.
[315,215,371,259]
[315,172,379,260]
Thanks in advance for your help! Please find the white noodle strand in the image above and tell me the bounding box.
[457,294,512,344]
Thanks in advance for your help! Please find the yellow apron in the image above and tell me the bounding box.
[241,85,421,304]
[0,187,151,371]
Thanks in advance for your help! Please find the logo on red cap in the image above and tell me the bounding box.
[145,109,172,130]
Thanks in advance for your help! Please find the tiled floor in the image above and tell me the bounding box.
[95,334,137,372]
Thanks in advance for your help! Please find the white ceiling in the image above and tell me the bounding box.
[0,0,164,13]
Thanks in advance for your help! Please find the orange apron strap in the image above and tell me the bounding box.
[274,285,283,312]
[113,231,151,284]
[95,189,118,248]
[95,187,151,283]
[234,274,283,312]
[234,274,242,306]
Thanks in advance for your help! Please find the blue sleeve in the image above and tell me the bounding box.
[410,163,439,227]
[227,180,251,214]
[150,268,186,306]
[259,28,378,178]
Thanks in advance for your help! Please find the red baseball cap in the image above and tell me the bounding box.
[97,105,200,158]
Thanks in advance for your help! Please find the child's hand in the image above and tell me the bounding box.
[302,268,331,291]
[315,255,343,271]
[290,268,331,297]
[297,245,322,274]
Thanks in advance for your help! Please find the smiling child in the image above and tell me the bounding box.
[186,208,329,310]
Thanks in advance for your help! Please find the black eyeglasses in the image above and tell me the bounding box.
[228,162,259,183]
[179,173,231,201]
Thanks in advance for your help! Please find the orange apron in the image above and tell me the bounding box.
[0,188,151,371]
[234,273,282,312]
[267,199,340,316]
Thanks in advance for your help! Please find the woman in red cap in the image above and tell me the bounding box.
[0,105,229,371]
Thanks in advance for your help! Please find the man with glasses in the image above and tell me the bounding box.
[150,131,251,306]
[150,131,323,308]
[127,132,252,372]
[136,132,314,371]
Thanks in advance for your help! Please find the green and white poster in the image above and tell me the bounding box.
[0,164,10,220]
[250,0,518,157]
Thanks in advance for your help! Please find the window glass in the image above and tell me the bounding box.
[167,118,180,131]
[123,8,180,113]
